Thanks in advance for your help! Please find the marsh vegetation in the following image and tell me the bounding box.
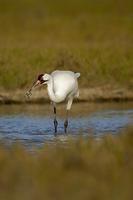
[0,128,133,200]
[0,0,132,90]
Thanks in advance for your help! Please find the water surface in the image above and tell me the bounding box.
[0,102,133,149]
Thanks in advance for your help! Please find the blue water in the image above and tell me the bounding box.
[0,103,133,149]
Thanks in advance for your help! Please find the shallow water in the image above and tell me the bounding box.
[0,102,133,149]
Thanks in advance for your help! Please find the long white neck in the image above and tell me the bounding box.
[46,76,64,103]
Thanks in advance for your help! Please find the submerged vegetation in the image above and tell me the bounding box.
[0,0,133,90]
[0,129,133,199]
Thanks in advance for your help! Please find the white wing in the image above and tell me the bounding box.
[51,70,79,98]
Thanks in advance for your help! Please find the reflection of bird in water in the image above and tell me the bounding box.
[26,70,80,134]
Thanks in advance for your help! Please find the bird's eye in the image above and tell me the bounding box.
[40,80,45,84]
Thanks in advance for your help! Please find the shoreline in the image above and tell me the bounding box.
[0,87,133,104]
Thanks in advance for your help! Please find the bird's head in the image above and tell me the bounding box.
[26,73,51,98]
[32,73,51,88]
[37,73,51,84]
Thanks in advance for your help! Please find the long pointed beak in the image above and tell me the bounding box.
[32,80,41,89]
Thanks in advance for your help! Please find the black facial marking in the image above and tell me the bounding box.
[38,74,44,84]
[38,74,44,81]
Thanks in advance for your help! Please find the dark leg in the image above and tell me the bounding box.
[64,110,68,133]
[64,119,68,133]
[53,106,58,134]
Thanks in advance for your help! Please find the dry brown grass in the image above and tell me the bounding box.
[0,0,132,90]
[0,128,133,200]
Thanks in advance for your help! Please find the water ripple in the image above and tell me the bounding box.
[0,106,133,148]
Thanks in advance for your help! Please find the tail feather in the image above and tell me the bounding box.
[75,72,80,78]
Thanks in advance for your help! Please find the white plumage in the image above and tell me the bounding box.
[45,70,80,103]
[26,70,80,133]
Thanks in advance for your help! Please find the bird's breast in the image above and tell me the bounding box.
[47,88,66,103]
[54,92,66,103]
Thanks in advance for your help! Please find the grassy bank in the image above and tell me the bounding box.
[0,129,133,199]
[0,0,133,90]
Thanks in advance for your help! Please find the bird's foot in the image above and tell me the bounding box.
[54,119,58,134]
[64,120,68,133]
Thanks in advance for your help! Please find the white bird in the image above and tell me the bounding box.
[26,70,80,133]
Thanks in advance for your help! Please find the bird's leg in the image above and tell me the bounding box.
[64,110,68,134]
[64,98,73,133]
[53,104,58,134]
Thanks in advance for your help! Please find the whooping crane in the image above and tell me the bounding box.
[26,70,80,134]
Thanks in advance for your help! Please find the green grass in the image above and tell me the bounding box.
[0,129,133,200]
[0,0,133,90]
